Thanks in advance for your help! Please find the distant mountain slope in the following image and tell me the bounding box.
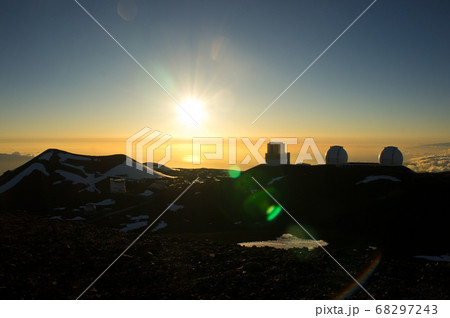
[174,164,449,253]
[0,149,168,209]
[1,152,449,254]
[144,162,175,174]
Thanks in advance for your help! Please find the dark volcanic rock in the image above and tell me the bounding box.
[1,150,449,256]
[0,211,449,300]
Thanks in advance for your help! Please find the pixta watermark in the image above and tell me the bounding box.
[126,128,324,174]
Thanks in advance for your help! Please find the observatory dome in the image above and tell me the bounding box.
[379,146,403,165]
[325,146,348,165]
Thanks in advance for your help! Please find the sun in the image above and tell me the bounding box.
[177,98,207,125]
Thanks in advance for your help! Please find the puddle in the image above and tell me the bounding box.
[239,233,328,250]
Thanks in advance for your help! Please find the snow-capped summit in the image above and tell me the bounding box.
[0,149,169,208]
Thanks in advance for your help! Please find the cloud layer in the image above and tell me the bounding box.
[407,154,450,173]
[0,153,34,175]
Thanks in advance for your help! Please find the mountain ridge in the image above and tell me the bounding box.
[0,148,169,209]
[1,148,449,254]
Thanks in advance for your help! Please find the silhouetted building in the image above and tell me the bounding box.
[110,178,126,193]
[325,146,348,165]
[265,142,290,165]
[379,146,403,165]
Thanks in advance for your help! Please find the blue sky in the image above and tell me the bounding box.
[0,0,449,160]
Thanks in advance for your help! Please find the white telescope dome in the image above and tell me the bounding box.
[325,146,348,164]
[379,146,403,165]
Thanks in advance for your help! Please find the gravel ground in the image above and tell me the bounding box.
[0,211,448,300]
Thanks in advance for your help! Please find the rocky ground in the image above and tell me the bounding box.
[0,211,448,300]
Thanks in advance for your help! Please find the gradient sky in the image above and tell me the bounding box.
[1,0,449,167]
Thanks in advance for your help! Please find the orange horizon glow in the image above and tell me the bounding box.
[1,135,448,172]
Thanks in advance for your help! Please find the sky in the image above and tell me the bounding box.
[1,0,449,170]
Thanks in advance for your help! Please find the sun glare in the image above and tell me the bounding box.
[177,98,206,125]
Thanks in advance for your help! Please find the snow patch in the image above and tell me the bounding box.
[415,255,450,262]
[121,221,148,232]
[104,163,164,180]
[55,170,100,193]
[140,189,154,196]
[95,199,116,206]
[58,153,91,162]
[49,216,62,220]
[57,160,168,192]
[268,176,285,185]
[0,152,168,194]
[356,175,401,185]
[69,216,86,221]
[0,163,50,194]
[169,204,184,211]
[60,162,86,171]
[151,220,167,232]
[38,151,53,161]
[239,233,328,251]
[129,215,149,221]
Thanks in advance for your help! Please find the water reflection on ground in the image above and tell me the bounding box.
[238,233,328,250]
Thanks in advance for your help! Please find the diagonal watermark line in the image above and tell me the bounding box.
[251,176,376,300]
[72,0,199,125]
[76,177,199,300]
[251,0,377,125]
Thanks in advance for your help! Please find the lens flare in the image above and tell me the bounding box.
[178,98,206,125]
[117,0,138,21]
[266,205,282,221]
[335,251,382,299]
[228,165,241,178]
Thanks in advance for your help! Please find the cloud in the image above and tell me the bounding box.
[406,154,450,173]
[0,152,34,160]
[419,142,450,148]
[0,152,34,175]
